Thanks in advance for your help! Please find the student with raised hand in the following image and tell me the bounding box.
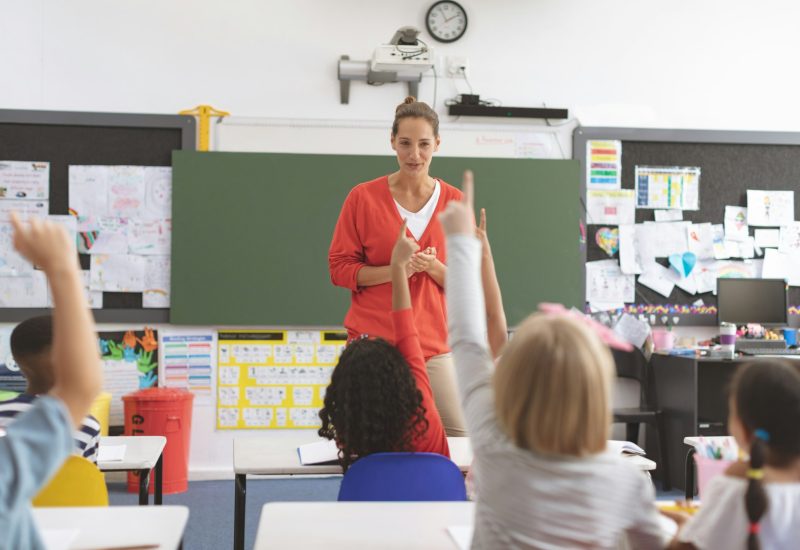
[441,172,666,549]
[319,220,449,470]
[667,360,800,549]
[0,213,102,549]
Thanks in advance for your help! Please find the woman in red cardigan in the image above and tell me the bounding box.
[328,97,466,436]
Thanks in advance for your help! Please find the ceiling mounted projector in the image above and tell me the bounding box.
[338,26,434,104]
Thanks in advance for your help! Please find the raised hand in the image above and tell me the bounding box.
[439,170,476,236]
[10,212,77,274]
[390,219,420,268]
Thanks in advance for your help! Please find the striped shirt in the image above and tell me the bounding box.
[0,393,101,463]
[446,235,667,549]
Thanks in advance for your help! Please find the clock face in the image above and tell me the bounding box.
[426,1,468,43]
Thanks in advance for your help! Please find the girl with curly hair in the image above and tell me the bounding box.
[319,221,450,470]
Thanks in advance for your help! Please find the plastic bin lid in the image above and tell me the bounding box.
[122,387,194,402]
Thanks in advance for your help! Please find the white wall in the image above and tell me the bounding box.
[2,0,791,477]
[4,0,800,130]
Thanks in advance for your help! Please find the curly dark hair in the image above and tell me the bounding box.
[318,337,429,471]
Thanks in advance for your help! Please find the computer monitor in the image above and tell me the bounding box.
[716,278,788,325]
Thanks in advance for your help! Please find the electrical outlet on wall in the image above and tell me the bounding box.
[446,56,469,77]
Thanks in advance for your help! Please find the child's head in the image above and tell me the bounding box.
[10,315,54,394]
[493,313,614,457]
[729,360,800,550]
[318,338,429,470]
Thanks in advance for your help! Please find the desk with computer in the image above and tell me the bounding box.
[651,277,797,491]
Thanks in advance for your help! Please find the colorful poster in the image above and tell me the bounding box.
[0,328,25,393]
[161,332,215,405]
[747,190,794,227]
[586,140,622,189]
[0,161,49,200]
[216,330,346,430]
[98,329,159,425]
[635,166,700,210]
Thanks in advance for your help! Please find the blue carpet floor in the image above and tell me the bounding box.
[108,479,682,550]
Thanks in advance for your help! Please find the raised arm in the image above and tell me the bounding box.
[440,172,499,442]
[11,213,101,428]
[477,208,508,359]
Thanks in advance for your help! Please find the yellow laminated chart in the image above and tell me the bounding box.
[216,330,347,429]
[635,165,701,211]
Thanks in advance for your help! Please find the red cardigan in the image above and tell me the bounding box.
[329,175,462,359]
[392,308,449,457]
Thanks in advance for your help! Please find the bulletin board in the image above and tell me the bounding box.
[574,127,800,326]
[0,109,195,322]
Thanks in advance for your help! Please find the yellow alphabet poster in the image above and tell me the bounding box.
[216,330,346,430]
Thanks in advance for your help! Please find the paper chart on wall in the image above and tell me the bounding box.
[98,329,159,425]
[76,216,130,255]
[586,140,622,189]
[586,260,635,304]
[90,254,146,292]
[0,271,47,307]
[0,161,49,200]
[161,331,215,406]
[634,166,700,210]
[747,190,794,227]
[69,165,172,220]
[0,200,48,222]
[142,256,170,308]
[724,206,748,242]
[216,330,347,430]
[586,189,635,225]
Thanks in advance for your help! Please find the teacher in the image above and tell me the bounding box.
[328,97,466,436]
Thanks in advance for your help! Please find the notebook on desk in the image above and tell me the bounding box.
[297,440,340,465]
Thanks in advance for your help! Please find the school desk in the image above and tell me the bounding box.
[232,436,656,550]
[98,435,166,505]
[253,501,474,550]
[33,505,188,550]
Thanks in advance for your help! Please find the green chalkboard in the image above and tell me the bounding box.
[170,151,581,326]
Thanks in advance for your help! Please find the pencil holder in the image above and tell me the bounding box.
[694,455,734,499]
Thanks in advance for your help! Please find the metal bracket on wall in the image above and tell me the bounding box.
[338,54,420,104]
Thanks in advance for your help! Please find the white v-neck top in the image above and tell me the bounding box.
[394,180,440,241]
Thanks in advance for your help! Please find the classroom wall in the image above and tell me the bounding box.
[2,0,793,477]
[3,0,800,131]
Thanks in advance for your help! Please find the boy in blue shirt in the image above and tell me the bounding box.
[0,213,102,549]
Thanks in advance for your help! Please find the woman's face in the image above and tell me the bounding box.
[391,117,440,178]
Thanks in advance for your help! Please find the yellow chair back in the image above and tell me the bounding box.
[88,391,112,436]
[32,455,109,507]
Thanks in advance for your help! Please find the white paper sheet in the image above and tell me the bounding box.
[693,260,720,294]
[763,248,790,281]
[143,166,172,219]
[39,529,79,550]
[447,525,474,550]
[779,222,800,255]
[747,190,794,227]
[755,229,781,248]
[48,271,103,309]
[635,166,700,210]
[128,218,171,255]
[637,262,675,298]
[0,199,48,222]
[70,165,160,219]
[618,224,643,274]
[586,189,635,225]
[586,260,635,303]
[0,222,34,277]
[90,254,146,292]
[143,255,170,308]
[613,314,651,349]
[687,222,715,260]
[638,222,690,258]
[0,271,47,306]
[712,224,729,260]
[724,206,749,241]
[68,165,109,217]
[0,161,49,200]
[654,210,683,222]
[76,216,130,254]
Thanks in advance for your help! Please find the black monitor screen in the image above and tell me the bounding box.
[717,278,788,325]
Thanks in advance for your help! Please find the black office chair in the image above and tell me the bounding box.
[611,347,671,490]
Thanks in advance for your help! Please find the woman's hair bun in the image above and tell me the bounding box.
[403,96,416,105]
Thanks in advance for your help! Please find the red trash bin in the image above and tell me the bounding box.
[123,387,194,494]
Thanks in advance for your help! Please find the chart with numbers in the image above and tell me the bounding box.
[216,330,346,430]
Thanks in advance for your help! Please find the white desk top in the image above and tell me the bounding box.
[253,502,474,550]
[234,435,655,474]
[234,436,472,475]
[98,435,166,471]
[33,505,188,550]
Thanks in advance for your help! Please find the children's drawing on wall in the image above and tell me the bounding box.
[98,328,159,425]
[747,190,794,227]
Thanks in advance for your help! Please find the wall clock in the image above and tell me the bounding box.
[425,1,468,43]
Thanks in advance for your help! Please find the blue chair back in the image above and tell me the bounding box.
[338,452,467,501]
